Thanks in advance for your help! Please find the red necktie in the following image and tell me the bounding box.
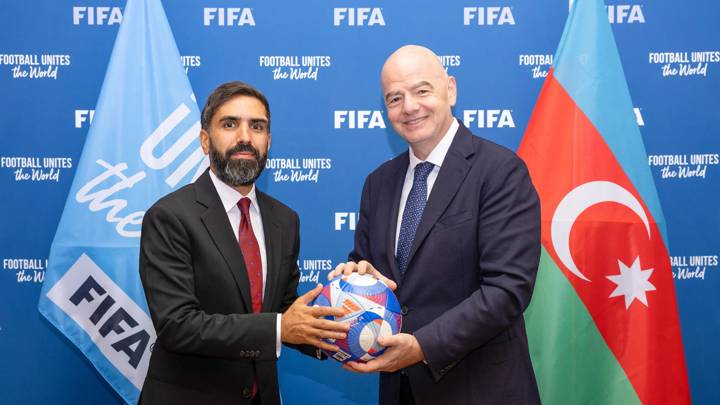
[237,197,263,313]
[238,198,262,399]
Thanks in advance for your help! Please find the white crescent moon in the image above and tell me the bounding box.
[551,181,651,282]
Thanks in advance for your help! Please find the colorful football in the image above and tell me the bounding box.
[312,273,402,363]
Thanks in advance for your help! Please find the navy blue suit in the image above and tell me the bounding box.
[350,123,541,405]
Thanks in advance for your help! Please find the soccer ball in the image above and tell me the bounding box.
[312,273,402,363]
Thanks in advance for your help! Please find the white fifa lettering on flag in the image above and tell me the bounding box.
[46,254,156,390]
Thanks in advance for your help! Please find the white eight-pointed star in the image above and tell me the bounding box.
[606,256,656,310]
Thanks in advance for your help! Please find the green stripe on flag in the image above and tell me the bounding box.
[525,247,641,405]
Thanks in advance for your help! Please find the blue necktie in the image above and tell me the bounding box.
[396,162,434,274]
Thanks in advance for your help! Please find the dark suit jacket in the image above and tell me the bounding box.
[139,170,310,405]
[350,123,541,405]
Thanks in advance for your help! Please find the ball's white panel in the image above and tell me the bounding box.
[346,273,378,287]
[358,323,377,352]
[378,320,393,338]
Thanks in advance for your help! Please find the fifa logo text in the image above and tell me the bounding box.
[203,8,256,26]
[463,110,516,128]
[334,8,386,26]
[334,111,386,129]
[463,7,515,25]
[335,212,358,230]
[607,5,645,24]
[75,110,95,128]
[73,7,123,25]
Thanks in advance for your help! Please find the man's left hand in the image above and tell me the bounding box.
[342,333,425,373]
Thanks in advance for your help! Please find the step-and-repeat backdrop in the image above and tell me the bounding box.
[1,1,718,403]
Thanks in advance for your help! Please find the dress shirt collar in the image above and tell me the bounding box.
[208,169,259,213]
[408,117,459,170]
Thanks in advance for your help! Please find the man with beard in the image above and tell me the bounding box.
[139,81,348,405]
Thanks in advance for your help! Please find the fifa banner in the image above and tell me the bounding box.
[1,0,719,403]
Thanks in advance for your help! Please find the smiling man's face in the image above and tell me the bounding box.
[381,45,457,159]
[200,95,271,188]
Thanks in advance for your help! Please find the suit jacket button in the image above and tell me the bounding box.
[242,387,252,398]
[401,305,409,316]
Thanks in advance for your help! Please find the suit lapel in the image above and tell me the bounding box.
[383,153,409,282]
[195,171,253,313]
[257,191,281,312]
[406,125,474,270]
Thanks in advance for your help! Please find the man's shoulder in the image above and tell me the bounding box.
[146,182,198,217]
[463,127,522,166]
[157,181,197,205]
[459,129,534,196]
[367,151,408,180]
[256,190,298,222]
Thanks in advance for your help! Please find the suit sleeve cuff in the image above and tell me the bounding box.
[276,313,282,358]
[414,325,455,381]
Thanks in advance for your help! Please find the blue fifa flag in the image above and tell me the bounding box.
[38,0,206,402]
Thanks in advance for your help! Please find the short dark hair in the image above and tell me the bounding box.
[201,81,271,131]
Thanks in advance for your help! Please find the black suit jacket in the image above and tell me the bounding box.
[350,123,541,405]
[139,170,309,405]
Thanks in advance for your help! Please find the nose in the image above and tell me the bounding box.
[402,95,420,115]
[236,122,252,144]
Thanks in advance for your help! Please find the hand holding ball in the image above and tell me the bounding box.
[311,273,402,363]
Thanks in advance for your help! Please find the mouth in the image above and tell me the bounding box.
[231,151,256,160]
[227,143,259,161]
[403,116,428,127]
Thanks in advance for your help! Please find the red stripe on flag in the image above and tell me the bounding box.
[519,69,690,404]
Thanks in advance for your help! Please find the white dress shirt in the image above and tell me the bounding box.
[209,170,282,357]
[395,118,459,253]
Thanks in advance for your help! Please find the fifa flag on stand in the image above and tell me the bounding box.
[38,0,205,403]
[519,0,690,404]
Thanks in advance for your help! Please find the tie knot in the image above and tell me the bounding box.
[414,162,434,182]
[237,197,251,216]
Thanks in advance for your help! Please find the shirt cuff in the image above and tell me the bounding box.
[276,313,282,358]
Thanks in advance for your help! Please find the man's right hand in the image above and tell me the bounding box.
[327,260,398,291]
[281,284,349,352]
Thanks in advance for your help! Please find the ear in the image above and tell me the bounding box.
[200,128,210,155]
[447,76,457,107]
[267,132,272,152]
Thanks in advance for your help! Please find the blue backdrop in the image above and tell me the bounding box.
[1,0,718,403]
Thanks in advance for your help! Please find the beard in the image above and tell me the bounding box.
[208,140,267,187]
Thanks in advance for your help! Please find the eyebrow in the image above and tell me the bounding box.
[218,115,268,124]
[384,81,434,102]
